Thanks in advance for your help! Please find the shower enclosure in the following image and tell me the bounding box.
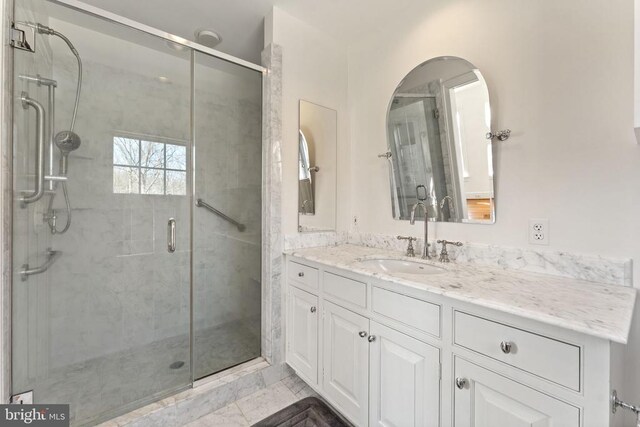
[10,0,263,425]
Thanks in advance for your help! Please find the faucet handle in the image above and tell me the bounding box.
[437,239,463,247]
[397,236,417,257]
[436,240,463,263]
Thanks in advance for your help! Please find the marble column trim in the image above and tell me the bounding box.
[261,44,283,365]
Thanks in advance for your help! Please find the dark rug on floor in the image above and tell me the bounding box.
[251,397,351,427]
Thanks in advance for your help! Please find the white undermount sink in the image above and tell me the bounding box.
[357,258,446,275]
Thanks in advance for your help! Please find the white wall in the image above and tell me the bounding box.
[346,0,640,418]
[269,0,640,416]
[349,0,639,267]
[265,7,349,235]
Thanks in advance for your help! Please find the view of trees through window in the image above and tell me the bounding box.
[113,136,187,195]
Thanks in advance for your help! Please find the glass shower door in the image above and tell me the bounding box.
[11,1,192,424]
[192,53,262,379]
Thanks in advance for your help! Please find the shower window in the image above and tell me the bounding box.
[113,136,187,195]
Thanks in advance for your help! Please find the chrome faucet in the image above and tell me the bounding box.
[410,201,430,259]
[440,196,454,220]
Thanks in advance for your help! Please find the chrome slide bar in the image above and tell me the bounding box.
[19,92,46,205]
[21,248,62,281]
[196,198,246,232]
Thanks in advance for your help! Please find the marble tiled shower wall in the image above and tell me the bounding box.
[11,9,263,422]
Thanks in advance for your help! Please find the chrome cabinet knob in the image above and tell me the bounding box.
[358,331,368,338]
[455,377,467,389]
[368,335,376,342]
[500,341,513,354]
[298,272,304,277]
[310,306,316,313]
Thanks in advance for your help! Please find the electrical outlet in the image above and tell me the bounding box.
[528,219,549,245]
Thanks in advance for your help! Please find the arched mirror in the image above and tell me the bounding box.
[385,56,495,224]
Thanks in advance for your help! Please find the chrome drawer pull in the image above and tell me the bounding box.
[368,335,376,342]
[500,341,513,354]
[298,272,305,277]
[310,306,316,313]
[358,331,368,338]
[455,377,467,389]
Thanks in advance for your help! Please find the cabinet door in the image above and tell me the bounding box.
[369,322,440,427]
[454,358,580,427]
[287,286,319,384]
[323,301,369,426]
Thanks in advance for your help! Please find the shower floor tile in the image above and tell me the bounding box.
[21,318,259,426]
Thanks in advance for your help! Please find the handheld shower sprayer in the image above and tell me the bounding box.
[27,22,84,234]
[54,130,81,175]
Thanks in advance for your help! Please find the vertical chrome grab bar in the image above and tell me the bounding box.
[20,92,46,205]
[167,218,176,253]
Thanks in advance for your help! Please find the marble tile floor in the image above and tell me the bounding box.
[15,319,260,426]
[182,375,317,426]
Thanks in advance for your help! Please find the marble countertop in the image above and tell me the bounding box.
[285,244,637,344]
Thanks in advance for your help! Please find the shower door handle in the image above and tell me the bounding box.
[19,92,46,205]
[167,218,176,253]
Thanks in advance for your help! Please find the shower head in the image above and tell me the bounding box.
[54,130,81,175]
[55,130,81,153]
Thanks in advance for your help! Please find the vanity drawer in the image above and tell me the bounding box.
[454,311,581,391]
[323,272,367,308]
[288,260,319,289]
[372,287,440,337]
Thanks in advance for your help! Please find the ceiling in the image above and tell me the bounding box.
[76,0,416,64]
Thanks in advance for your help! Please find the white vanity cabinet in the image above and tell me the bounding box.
[285,255,622,427]
[287,286,319,384]
[323,300,370,425]
[453,358,580,427]
[369,321,440,427]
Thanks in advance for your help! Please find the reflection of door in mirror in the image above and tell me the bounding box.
[443,71,493,221]
[388,96,445,220]
[298,100,337,232]
[298,130,314,214]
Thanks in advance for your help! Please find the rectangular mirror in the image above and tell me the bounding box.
[386,56,495,224]
[298,100,337,232]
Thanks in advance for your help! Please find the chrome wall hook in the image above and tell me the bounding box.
[486,129,511,141]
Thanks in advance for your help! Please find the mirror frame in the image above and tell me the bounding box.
[385,56,496,225]
[297,99,338,233]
